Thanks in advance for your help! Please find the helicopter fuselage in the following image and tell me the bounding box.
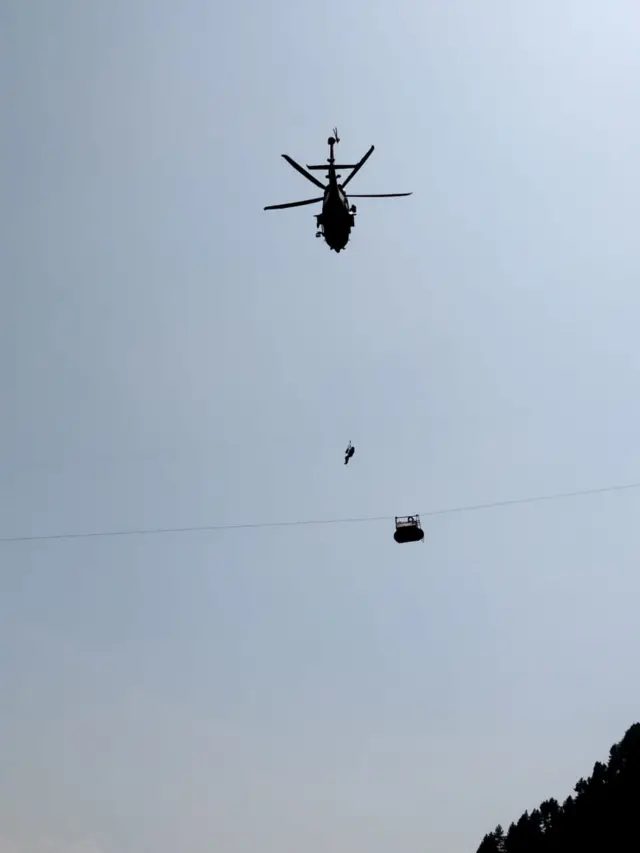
[263,129,411,253]
[316,178,355,253]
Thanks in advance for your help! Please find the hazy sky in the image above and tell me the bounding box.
[3,1,640,852]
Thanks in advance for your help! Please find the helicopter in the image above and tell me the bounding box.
[263,129,412,252]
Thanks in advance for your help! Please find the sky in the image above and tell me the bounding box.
[2,1,640,851]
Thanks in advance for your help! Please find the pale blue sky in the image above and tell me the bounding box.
[2,1,640,852]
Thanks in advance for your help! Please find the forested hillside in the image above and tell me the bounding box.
[476,723,640,852]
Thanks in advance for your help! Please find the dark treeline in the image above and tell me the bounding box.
[476,723,640,853]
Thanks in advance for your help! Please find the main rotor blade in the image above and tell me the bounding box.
[264,197,323,210]
[341,145,375,189]
[281,155,326,189]
[347,192,413,198]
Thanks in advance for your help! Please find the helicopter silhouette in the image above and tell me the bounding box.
[263,129,412,252]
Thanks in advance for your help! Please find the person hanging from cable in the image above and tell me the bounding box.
[344,441,355,465]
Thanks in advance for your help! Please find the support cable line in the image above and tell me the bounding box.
[2,478,640,545]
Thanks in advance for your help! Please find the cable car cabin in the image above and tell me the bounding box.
[394,515,424,544]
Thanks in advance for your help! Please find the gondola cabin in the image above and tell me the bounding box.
[394,515,424,544]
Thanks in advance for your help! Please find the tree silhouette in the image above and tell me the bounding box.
[475,723,640,852]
